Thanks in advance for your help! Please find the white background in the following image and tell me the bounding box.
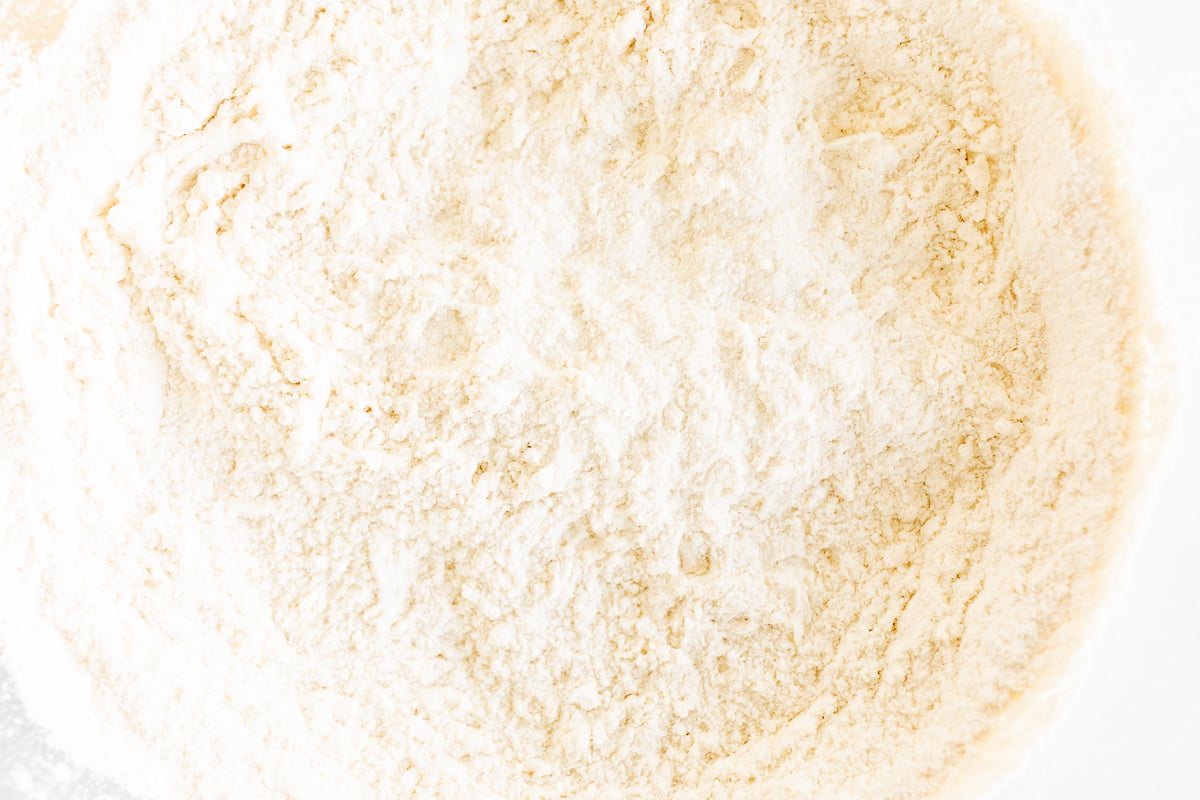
[1,0,1198,798]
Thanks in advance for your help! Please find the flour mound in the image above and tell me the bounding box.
[0,1,1145,798]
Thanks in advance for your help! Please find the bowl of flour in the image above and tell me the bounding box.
[0,1,1166,798]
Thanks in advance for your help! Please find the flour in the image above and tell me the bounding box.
[0,1,1147,798]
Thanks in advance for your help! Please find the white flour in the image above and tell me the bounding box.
[0,1,1147,798]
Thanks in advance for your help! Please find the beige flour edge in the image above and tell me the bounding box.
[934,2,1167,797]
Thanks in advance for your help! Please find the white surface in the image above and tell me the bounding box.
[1,0,1197,798]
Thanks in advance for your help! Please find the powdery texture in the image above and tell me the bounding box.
[0,1,1145,799]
